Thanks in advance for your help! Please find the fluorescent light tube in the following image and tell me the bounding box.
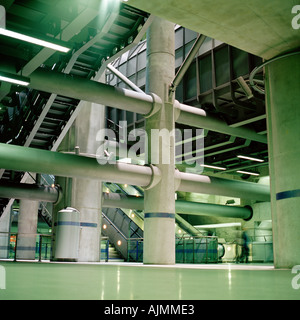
[237,170,260,176]
[201,164,226,171]
[0,28,70,53]
[0,72,30,86]
[237,155,264,162]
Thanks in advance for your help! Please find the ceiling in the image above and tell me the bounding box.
[126,0,300,60]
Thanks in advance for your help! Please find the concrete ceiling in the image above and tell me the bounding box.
[126,0,300,59]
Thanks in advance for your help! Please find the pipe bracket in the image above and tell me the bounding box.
[143,164,161,190]
[143,93,162,118]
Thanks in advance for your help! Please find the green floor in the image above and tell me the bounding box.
[0,261,299,300]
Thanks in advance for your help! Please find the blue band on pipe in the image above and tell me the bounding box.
[145,213,175,219]
[276,189,300,201]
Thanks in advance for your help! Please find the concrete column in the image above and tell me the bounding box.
[265,53,300,268]
[0,206,12,259]
[143,17,176,264]
[16,199,39,260]
[15,174,39,260]
[71,100,105,262]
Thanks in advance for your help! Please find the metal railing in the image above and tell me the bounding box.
[0,232,52,262]
[175,235,219,264]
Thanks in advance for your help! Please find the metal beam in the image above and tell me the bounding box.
[107,63,144,94]
[170,34,206,97]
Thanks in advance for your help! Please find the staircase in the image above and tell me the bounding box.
[107,243,125,262]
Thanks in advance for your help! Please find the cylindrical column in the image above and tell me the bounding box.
[265,53,300,268]
[143,17,176,265]
[16,199,39,260]
[54,207,80,262]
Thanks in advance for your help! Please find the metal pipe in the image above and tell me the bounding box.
[170,34,206,95]
[176,171,270,202]
[107,64,144,94]
[0,143,269,201]
[23,68,267,144]
[175,200,253,220]
[0,143,153,188]
[176,102,268,144]
[29,68,154,115]
[102,192,253,220]
[0,181,60,203]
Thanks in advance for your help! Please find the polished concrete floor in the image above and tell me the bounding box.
[0,260,299,300]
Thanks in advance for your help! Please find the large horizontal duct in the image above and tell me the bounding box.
[175,171,270,202]
[175,103,267,144]
[0,143,270,201]
[102,192,253,220]
[0,143,153,187]
[30,68,154,115]
[25,68,266,143]
[0,181,60,203]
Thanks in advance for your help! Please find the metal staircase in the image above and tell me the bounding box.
[0,2,151,218]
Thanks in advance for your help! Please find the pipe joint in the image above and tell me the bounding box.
[173,100,181,122]
[243,205,253,221]
[143,164,161,190]
[144,93,162,118]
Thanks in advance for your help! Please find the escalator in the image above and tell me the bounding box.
[102,182,219,263]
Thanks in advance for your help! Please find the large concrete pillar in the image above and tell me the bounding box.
[15,174,39,260]
[71,100,104,262]
[143,17,176,264]
[265,53,300,268]
[52,99,105,262]
[16,199,39,260]
[0,206,12,259]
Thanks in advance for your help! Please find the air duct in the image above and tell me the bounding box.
[102,192,253,220]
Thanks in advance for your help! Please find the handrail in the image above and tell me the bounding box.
[0,232,52,262]
[101,211,142,242]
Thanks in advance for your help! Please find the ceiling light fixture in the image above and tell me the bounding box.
[237,170,260,176]
[237,155,264,162]
[0,71,30,86]
[201,164,226,171]
[0,28,70,53]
